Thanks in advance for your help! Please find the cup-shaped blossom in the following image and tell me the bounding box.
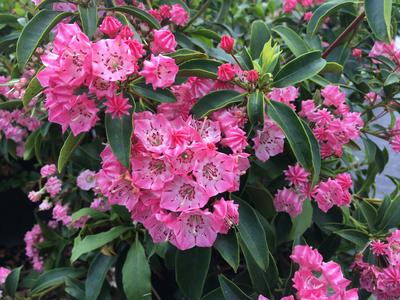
[273,187,304,217]
[139,54,179,89]
[77,170,96,191]
[290,245,323,271]
[151,28,177,54]
[253,118,285,162]
[213,198,239,234]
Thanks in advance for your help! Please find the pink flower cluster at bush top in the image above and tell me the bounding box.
[37,20,180,136]
[95,105,250,250]
[300,85,364,158]
[24,224,44,271]
[282,0,325,14]
[352,230,400,299]
[274,163,352,216]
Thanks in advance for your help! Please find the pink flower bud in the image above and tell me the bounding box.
[246,69,259,83]
[119,25,133,39]
[217,63,236,81]
[151,28,177,55]
[99,16,122,38]
[219,35,235,53]
[352,48,362,58]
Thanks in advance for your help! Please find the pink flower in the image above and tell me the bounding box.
[139,54,179,89]
[125,39,146,59]
[69,93,99,136]
[274,187,304,217]
[246,70,259,83]
[119,25,133,39]
[321,261,351,292]
[253,118,285,162]
[28,191,42,203]
[40,164,57,177]
[284,163,310,187]
[88,76,117,99]
[39,199,52,211]
[283,0,298,13]
[105,94,132,119]
[45,176,62,198]
[300,0,313,6]
[370,240,387,256]
[213,198,239,234]
[312,176,352,212]
[170,4,189,26]
[291,245,323,271]
[219,35,235,54]
[24,225,44,272]
[352,48,362,58]
[217,63,236,81]
[151,28,177,54]
[92,38,137,82]
[304,11,313,21]
[364,92,380,104]
[170,209,218,250]
[221,126,248,153]
[52,202,71,226]
[77,169,96,190]
[108,176,140,211]
[159,5,171,19]
[160,176,209,211]
[293,269,327,299]
[321,85,346,108]
[131,156,174,190]
[148,9,162,21]
[268,86,299,108]
[99,16,122,38]
[0,267,11,284]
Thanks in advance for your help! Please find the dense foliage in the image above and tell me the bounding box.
[0,0,400,299]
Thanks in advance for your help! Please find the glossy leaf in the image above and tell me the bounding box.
[334,229,369,248]
[110,6,160,29]
[377,196,400,230]
[250,20,270,59]
[122,238,152,300]
[176,247,211,300]
[86,253,116,300]
[218,275,252,300]
[167,48,208,64]
[23,73,43,107]
[71,226,130,262]
[71,207,108,223]
[288,199,313,240]
[31,268,85,295]
[273,25,309,57]
[365,0,393,43]
[57,132,86,173]
[237,200,269,271]
[247,90,265,128]
[307,0,354,35]
[78,0,98,39]
[16,10,72,70]
[191,90,246,118]
[105,110,133,168]
[131,82,176,103]
[65,277,85,300]
[214,230,240,272]
[273,51,326,87]
[0,100,22,109]
[178,59,221,79]
[5,266,22,298]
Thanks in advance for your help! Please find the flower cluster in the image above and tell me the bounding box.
[352,230,400,299]
[0,109,41,157]
[95,92,250,249]
[273,163,353,216]
[24,224,44,272]
[282,0,325,14]
[300,85,363,158]
[147,3,189,26]
[37,20,179,136]
[369,40,400,69]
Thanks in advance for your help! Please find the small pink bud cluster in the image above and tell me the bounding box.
[24,224,44,272]
[147,4,189,26]
[282,0,325,14]
[300,85,364,158]
[352,230,400,299]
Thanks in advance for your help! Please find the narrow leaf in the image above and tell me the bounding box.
[86,253,116,300]
[57,132,85,173]
[78,0,98,39]
[247,91,265,128]
[250,20,270,59]
[218,275,251,300]
[365,0,392,43]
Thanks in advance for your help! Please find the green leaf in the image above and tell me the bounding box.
[16,10,72,70]
[176,247,211,300]
[247,90,265,128]
[65,277,85,300]
[167,48,208,64]
[5,266,22,298]
[0,13,19,25]
[122,238,152,300]
[31,268,85,295]
[57,132,86,173]
[23,73,43,107]
[237,200,269,271]
[273,25,309,57]
[365,0,393,43]
[178,59,221,79]
[320,62,343,74]
[23,131,39,160]
[71,226,130,262]
[268,101,321,185]
[358,201,377,230]
[377,196,400,230]
[78,0,98,39]
[335,229,369,248]
[307,0,354,35]
[0,100,22,109]
[214,230,240,272]
[218,275,252,300]
[105,110,133,168]
[86,253,116,300]
[110,6,160,29]
[131,82,176,103]
[273,51,326,87]
[237,47,253,70]
[191,90,245,118]
[71,207,108,223]
[288,199,313,240]
[250,20,270,59]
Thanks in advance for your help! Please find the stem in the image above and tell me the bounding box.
[152,286,162,300]
[185,0,212,28]
[231,53,245,70]
[322,11,366,59]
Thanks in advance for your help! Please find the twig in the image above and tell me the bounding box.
[322,11,366,59]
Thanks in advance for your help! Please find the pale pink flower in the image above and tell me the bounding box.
[268,86,299,108]
[28,191,43,203]
[131,156,174,190]
[88,76,117,99]
[151,28,177,54]
[108,176,140,211]
[69,93,99,136]
[274,187,304,217]
[105,94,132,119]
[219,35,235,54]
[99,16,122,38]
[77,170,97,190]
[39,199,53,211]
[40,164,57,177]
[52,202,71,226]
[170,4,189,26]
[213,198,239,234]
[321,261,351,292]
[92,38,137,82]
[253,118,285,162]
[139,54,179,89]
[291,245,323,271]
[283,0,298,13]
[45,176,62,198]
[221,126,248,153]
[0,267,11,284]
